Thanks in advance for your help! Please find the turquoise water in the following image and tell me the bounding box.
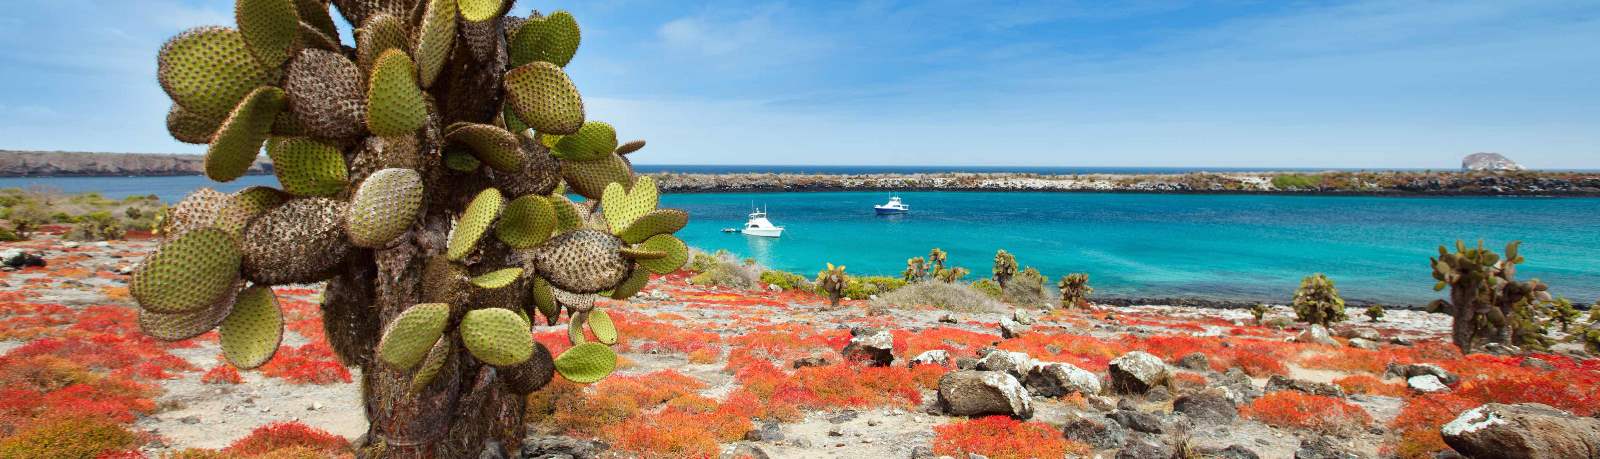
[3,177,1597,305]
[663,192,1600,305]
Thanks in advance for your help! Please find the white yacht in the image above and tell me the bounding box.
[740,207,784,238]
[873,195,909,215]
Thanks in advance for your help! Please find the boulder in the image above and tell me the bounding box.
[999,318,1030,339]
[519,435,607,459]
[1107,409,1164,434]
[908,350,950,368]
[724,444,770,459]
[1108,351,1169,394]
[955,357,979,370]
[841,328,894,366]
[936,370,1034,419]
[1386,363,1459,386]
[1294,436,1366,459]
[1407,375,1450,394]
[1295,324,1339,346]
[1462,152,1525,172]
[790,356,830,369]
[1199,445,1261,459]
[1177,352,1211,371]
[975,350,1033,378]
[1441,403,1600,459]
[1520,357,1556,371]
[1012,309,1035,325]
[1022,361,1101,397]
[1347,338,1379,350]
[1266,375,1345,398]
[938,314,958,324]
[1061,413,1126,450]
[1337,327,1382,341]
[1116,435,1175,459]
[1173,388,1238,424]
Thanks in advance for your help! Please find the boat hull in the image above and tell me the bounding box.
[741,228,783,238]
[874,207,907,215]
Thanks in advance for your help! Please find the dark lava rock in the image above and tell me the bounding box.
[1294,436,1367,459]
[1061,414,1127,450]
[1441,403,1600,459]
[1266,375,1346,398]
[1177,352,1211,371]
[1174,388,1238,424]
[1107,409,1164,434]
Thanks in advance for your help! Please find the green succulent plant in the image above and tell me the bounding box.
[1364,304,1385,322]
[929,248,948,272]
[133,3,688,456]
[1250,303,1270,324]
[1058,273,1092,309]
[1428,240,1551,353]
[935,266,969,283]
[1545,297,1581,332]
[816,263,848,307]
[1292,273,1347,328]
[902,257,928,282]
[992,249,1018,289]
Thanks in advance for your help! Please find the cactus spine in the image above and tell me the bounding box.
[136,3,688,456]
[1428,240,1550,353]
[1292,273,1346,328]
[817,263,848,307]
[992,249,1017,289]
[1058,273,1092,309]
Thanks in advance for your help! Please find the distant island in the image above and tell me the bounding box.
[0,150,271,177]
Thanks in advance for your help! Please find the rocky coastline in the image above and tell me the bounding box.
[0,150,271,177]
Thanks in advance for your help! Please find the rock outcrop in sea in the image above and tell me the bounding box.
[1461,152,1525,172]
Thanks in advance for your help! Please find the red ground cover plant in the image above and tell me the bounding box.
[1241,391,1371,433]
[1333,374,1406,397]
[201,364,244,384]
[932,416,1090,459]
[1127,334,1291,376]
[894,327,996,358]
[258,342,350,385]
[220,421,351,456]
[1387,393,1479,459]
[996,332,1126,371]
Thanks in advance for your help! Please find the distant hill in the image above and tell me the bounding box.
[0,151,271,177]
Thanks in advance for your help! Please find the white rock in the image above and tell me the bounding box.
[1408,374,1450,394]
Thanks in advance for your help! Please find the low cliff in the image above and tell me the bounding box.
[0,151,271,177]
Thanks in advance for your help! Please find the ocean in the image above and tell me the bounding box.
[3,175,1598,305]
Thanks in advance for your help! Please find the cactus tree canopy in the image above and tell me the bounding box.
[137,1,688,455]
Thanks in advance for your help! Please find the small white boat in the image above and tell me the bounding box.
[873,195,909,215]
[740,208,784,238]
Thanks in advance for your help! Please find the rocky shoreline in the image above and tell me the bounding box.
[0,151,271,177]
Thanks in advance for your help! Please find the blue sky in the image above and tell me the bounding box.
[1,0,1596,168]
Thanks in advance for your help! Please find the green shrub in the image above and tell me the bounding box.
[1272,174,1320,190]
[971,279,1002,299]
[837,276,906,300]
[1292,273,1346,327]
[0,416,139,459]
[759,270,808,291]
[1004,267,1048,307]
[873,281,1004,313]
[64,211,125,241]
[0,225,19,242]
[687,250,761,289]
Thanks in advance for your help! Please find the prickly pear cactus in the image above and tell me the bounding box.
[817,263,847,307]
[992,249,1017,289]
[135,2,688,455]
[1058,273,1092,309]
[1428,240,1550,353]
[903,257,928,282]
[1364,304,1385,322]
[1249,303,1270,324]
[929,248,948,272]
[1292,273,1346,327]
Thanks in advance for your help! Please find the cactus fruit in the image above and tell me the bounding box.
[1058,273,1092,309]
[448,188,506,261]
[1365,305,1385,322]
[132,228,244,314]
[460,307,534,367]
[365,49,426,136]
[553,342,617,383]
[992,249,1018,289]
[534,229,631,293]
[219,285,284,369]
[377,303,452,370]
[1429,240,1551,353]
[1292,273,1346,327]
[267,137,349,196]
[505,62,584,135]
[817,263,848,307]
[206,86,286,182]
[240,197,352,285]
[346,168,424,248]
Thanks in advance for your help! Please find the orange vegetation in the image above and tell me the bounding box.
[1242,391,1371,433]
[932,416,1090,459]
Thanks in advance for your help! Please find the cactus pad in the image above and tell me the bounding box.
[456,0,503,22]
[609,269,649,300]
[446,123,525,172]
[218,186,287,235]
[535,229,632,294]
[531,277,558,325]
[139,279,242,341]
[635,234,688,274]
[500,342,555,394]
[356,13,408,71]
[495,195,556,249]
[167,105,221,144]
[236,0,300,68]
[241,197,352,285]
[347,168,424,248]
[504,62,584,135]
[266,137,349,197]
[588,308,617,345]
[366,49,427,136]
[461,308,534,366]
[567,311,588,345]
[164,188,231,238]
[554,342,616,384]
[553,288,595,313]
[294,0,339,40]
[562,153,631,200]
[409,337,453,393]
[601,176,657,232]
[548,194,583,232]
[422,256,469,305]
[444,149,482,172]
[219,285,284,369]
[206,86,286,182]
[415,0,458,88]
[509,10,581,68]
[447,188,505,260]
[158,27,279,121]
[471,268,524,289]
[133,228,243,314]
[284,49,367,140]
[619,209,688,244]
[615,140,645,155]
[377,303,451,370]
[552,121,616,162]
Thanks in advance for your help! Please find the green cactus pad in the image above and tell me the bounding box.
[377,303,451,370]
[443,149,482,172]
[158,27,279,121]
[219,285,284,369]
[554,288,595,313]
[296,21,340,51]
[495,136,563,197]
[206,86,286,182]
[167,104,221,144]
[457,0,503,22]
[636,234,688,274]
[217,186,287,235]
[562,153,631,200]
[554,342,616,384]
[415,0,458,88]
[266,137,349,197]
[447,188,505,261]
[552,121,617,162]
[502,103,530,135]
[534,229,632,294]
[294,0,339,40]
[460,307,534,367]
[505,62,584,135]
[567,311,588,345]
[133,228,244,314]
[422,256,468,305]
[446,123,525,172]
[139,279,242,341]
[618,248,667,260]
[547,195,583,232]
[531,277,558,325]
[241,197,352,285]
[509,10,581,68]
[588,308,617,345]
[495,195,556,249]
[609,269,649,300]
[236,0,300,68]
[615,139,645,155]
[164,188,231,238]
[366,49,427,136]
[500,343,555,394]
[409,337,452,393]
[619,209,689,244]
[284,49,367,140]
[471,268,524,289]
[346,168,424,248]
[356,13,408,72]
[601,176,658,232]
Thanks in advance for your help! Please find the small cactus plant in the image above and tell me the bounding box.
[992,249,1018,289]
[135,3,688,456]
[817,263,848,306]
[1364,305,1385,322]
[1250,303,1270,324]
[929,248,948,272]
[1546,297,1581,332]
[1058,273,1092,309]
[935,266,969,283]
[1292,273,1347,327]
[1428,240,1551,353]
[903,257,929,282]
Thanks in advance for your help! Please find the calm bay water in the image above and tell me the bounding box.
[4,176,1597,305]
